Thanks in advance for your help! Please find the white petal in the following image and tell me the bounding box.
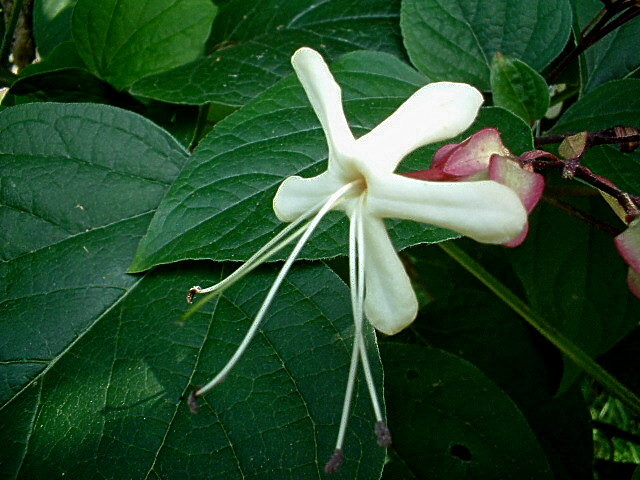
[273,171,344,222]
[367,173,527,244]
[291,47,355,160]
[361,214,418,335]
[357,82,483,172]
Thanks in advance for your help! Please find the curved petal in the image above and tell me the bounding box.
[361,214,418,335]
[366,173,527,244]
[615,218,640,273]
[502,221,529,248]
[356,82,484,173]
[489,155,545,213]
[273,171,344,222]
[291,47,355,161]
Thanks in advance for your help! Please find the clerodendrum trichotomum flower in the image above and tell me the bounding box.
[187,47,528,473]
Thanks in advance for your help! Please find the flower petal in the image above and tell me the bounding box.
[502,221,529,248]
[489,155,545,214]
[615,218,640,274]
[367,173,527,244]
[361,214,418,335]
[291,47,354,160]
[440,127,510,178]
[356,82,484,172]
[273,171,345,222]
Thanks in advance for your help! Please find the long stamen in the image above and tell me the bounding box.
[184,221,310,320]
[194,181,360,399]
[355,195,391,446]
[326,199,362,473]
[185,193,327,312]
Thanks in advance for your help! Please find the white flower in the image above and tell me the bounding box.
[187,47,527,473]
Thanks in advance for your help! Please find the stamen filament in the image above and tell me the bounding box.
[329,194,391,467]
[183,183,360,321]
[193,206,314,296]
[354,199,384,425]
[196,181,360,398]
[332,201,362,452]
[183,221,310,321]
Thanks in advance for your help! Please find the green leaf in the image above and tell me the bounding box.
[401,0,572,90]
[505,201,640,390]
[2,69,119,105]
[130,0,405,106]
[552,78,640,195]
[490,53,550,123]
[1,261,385,479]
[553,79,640,132]
[71,0,217,90]
[0,102,188,402]
[33,0,78,57]
[0,103,187,263]
[397,246,593,479]
[380,343,553,479]
[573,0,640,93]
[130,51,533,272]
[0,103,383,478]
[19,41,85,78]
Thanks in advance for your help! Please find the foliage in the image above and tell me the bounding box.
[1,0,640,478]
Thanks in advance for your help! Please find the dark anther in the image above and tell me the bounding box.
[324,448,345,474]
[375,421,392,447]
[188,388,201,414]
[187,286,200,304]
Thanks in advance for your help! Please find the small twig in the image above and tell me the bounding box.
[521,146,640,222]
[547,2,639,83]
[0,0,24,66]
[535,130,640,149]
[542,196,623,236]
[535,133,568,146]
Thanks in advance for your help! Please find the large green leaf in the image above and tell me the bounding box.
[380,343,553,479]
[0,103,188,395]
[131,51,533,272]
[0,103,384,478]
[1,261,385,479]
[398,247,593,479]
[573,0,640,93]
[71,0,217,90]
[130,0,405,106]
[401,0,572,90]
[554,79,640,132]
[33,0,78,57]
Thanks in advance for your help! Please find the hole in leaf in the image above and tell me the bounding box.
[450,444,472,462]
[406,369,419,380]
